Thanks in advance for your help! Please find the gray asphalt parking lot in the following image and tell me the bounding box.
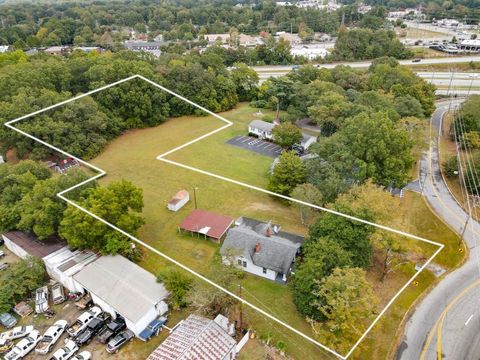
[226,135,283,158]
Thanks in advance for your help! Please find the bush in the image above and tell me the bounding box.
[443,155,459,178]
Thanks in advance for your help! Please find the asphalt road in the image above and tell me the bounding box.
[396,101,480,360]
[254,66,480,94]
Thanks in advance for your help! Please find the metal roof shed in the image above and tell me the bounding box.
[73,255,169,336]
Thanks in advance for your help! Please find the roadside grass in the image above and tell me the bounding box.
[90,102,462,359]
[405,27,448,39]
[410,47,452,59]
[438,110,480,222]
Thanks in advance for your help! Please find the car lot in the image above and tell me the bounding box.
[226,135,283,158]
[0,246,160,360]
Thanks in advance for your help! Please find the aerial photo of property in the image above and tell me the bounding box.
[1,1,480,359]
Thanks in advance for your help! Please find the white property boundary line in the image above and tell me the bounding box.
[4,74,444,360]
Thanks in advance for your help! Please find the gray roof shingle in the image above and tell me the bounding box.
[220,217,304,274]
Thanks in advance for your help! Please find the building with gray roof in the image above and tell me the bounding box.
[220,217,304,283]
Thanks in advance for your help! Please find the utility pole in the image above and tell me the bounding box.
[193,187,198,209]
[238,284,243,330]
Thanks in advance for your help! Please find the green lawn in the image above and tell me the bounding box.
[89,102,463,359]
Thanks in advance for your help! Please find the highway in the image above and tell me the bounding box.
[396,102,480,360]
[253,63,480,94]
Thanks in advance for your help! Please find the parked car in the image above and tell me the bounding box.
[4,330,40,360]
[0,325,34,344]
[75,315,109,346]
[35,320,68,354]
[35,286,49,314]
[67,306,102,337]
[49,339,78,360]
[97,316,125,344]
[412,58,422,62]
[51,283,66,305]
[72,351,91,360]
[138,317,167,342]
[106,329,134,353]
[0,339,13,354]
[0,263,9,271]
[0,313,17,328]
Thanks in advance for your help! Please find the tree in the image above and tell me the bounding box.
[310,268,378,354]
[292,237,353,319]
[316,112,414,188]
[0,256,46,312]
[443,155,459,178]
[17,169,93,240]
[291,183,323,225]
[59,180,145,260]
[268,151,306,196]
[0,161,51,232]
[230,63,259,101]
[272,122,303,149]
[307,92,353,136]
[308,202,375,269]
[157,268,193,310]
[394,95,425,118]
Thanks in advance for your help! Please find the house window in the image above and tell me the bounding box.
[242,261,247,268]
[262,267,267,274]
[237,259,242,266]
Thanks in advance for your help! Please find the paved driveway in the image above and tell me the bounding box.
[226,135,283,158]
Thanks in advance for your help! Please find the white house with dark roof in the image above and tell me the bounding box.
[248,119,275,140]
[147,314,238,360]
[220,217,304,283]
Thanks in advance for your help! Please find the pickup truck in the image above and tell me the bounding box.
[49,339,78,360]
[35,320,68,354]
[97,317,125,344]
[35,286,49,314]
[138,317,167,342]
[0,325,34,346]
[67,306,102,337]
[75,314,110,346]
[4,330,40,360]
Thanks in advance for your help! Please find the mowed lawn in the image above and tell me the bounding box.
[90,102,463,360]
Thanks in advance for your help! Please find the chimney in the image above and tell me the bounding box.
[255,242,261,253]
[266,227,271,237]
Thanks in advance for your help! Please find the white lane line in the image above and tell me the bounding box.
[465,314,474,326]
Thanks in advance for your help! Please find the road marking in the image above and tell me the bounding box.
[420,278,480,360]
[465,314,474,326]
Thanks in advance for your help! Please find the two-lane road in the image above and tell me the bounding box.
[397,102,480,360]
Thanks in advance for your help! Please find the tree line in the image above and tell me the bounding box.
[0,49,259,159]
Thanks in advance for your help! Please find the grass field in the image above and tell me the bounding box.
[89,102,463,359]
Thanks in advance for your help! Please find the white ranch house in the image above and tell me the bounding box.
[220,217,304,283]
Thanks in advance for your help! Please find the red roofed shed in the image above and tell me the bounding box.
[180,209,234,241]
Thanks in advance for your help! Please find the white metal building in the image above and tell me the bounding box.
[73,255,169,336]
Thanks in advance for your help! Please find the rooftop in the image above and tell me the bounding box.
[73,255,169,323]
[249,119,275,132]
[220,217,304,274]
[2,231,66,258]
[180,209,234,240]
[147,314,236,360]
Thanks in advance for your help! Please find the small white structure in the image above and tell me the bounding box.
[0,155,4,164]
[167,190,189,212]
[147,314,238,360]
[73,255,169,336]
[301,133,318,150]
[0,45,9,53]
[248,119,275,140]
